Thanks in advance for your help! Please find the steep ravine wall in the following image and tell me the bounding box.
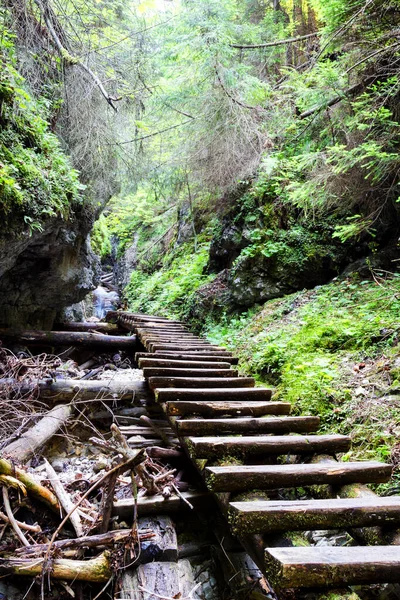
[0,210,100,329]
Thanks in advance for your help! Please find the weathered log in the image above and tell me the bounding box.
[155,387,273,402]
[143,367,238,379]
[54,322,122,333]
[149,343,223,352]
[113,492,212,519]
[149,376,254,389]
[186,434,351,459]
[0,551,112,582]
[15,528,152,556]
[3,404,73,462]
[9,378,152,402]
[120,560,196,600]
[155,349,233,356]
[139,358,232,369]
[311,455,400,546]
[136,352,239,364]
[0,329,136,349]
[205,462,392,493]
[146,446,183,459]
[165,400,291,417]
[264,546,400,588]
[0,457,60,512]
[176,416,320,436]
[229,497,400,535]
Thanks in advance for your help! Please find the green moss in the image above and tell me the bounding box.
[0,16,83,238]
[203,273,400,465]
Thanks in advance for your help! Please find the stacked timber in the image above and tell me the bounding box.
[126,310,400,595]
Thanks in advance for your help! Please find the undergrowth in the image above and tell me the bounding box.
[0,13,83,238]
[125,241,213,319]
[203,272,400,475]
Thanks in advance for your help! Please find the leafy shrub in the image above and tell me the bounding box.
[0,13,83,237]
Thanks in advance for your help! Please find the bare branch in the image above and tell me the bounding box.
[33,0,120,111]
[230,31,318,50]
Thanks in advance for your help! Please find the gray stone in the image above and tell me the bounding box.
[51,458,66,473]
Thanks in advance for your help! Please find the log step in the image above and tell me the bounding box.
[155,349,233,356]
[264,546,400,589]
[143,368,238,379]
[186,434,351,459]
[205,462,392,492]
[149,377,255,390]
[138,358,233,369]
[229,497,400,534]
[149,344,225,352]
[155,388,273,403]
[176,416,320,436]
[166,401,291,417]
[135,352,239,364]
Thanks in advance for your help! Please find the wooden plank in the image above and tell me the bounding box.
[264,546,400,588]
[113,492,212,519]
[149,377,254,389]
[135,352,238,364]
[166,400,291,417]
[176,416,319,435]
[205,462,392,492]
[155,387,273,402]
[143,368,238,379]
[149,344,224,352]
[154,349,233,356]
[186,434,351,459]
[229,497,400,534]
[138,358,233,369]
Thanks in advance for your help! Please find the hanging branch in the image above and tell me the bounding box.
[33,0,120,111]
[230,31,318,50]
[214,66,257,110]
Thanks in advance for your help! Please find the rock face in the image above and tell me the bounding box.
[228,249,340,307]
[0,209,100,329]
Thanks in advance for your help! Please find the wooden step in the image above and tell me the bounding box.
[155,349,233,356]
[264,546,400,588]
[135,352,239,364]
[176,416,319,436]
[186,434,351,459]
[150,344,224,352]
[155,388,273,403]
[143,368,238,379]
[229,497,400,534]
[205,462,392,492]
[166,401,291,418]
[139,334,200,342]
[138,358,233,369]
[149,377,254,390]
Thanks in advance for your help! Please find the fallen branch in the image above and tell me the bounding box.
[15,528,153,556]
[0,551,112,582]
[0,510,41,532]
[0,457,60,513]
[230,31,318,49]
[2,487,30,547]
[45,460,84,538]
[3,404,73,462]
[33,0,120,111]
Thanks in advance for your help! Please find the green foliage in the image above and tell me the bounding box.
[0,12,83,237]
[90,214,112,258]
[125,242,213,319]
[204,274,400,462]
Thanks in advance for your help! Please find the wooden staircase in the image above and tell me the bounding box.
[108,310,400,593]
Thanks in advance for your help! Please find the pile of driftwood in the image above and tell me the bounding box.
[0,346,189,598]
